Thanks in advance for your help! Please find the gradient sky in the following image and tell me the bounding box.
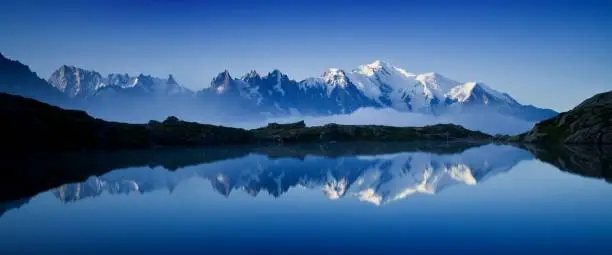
[1,0,611,111]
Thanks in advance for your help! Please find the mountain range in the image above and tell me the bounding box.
[47,65,193,100]
[0,53,556,126]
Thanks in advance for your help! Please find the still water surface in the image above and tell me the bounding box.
[0,143,610,254]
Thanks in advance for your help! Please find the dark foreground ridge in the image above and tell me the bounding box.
[0,93,491,150]
[515,90,612,144]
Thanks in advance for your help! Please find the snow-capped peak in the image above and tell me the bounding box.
[356,60,392,76]
[354,60,415,79]
[322,68,348,87]
[416,72,443,81]
[447,82,479,103]
[415,72,462,100]
[446,81,516,105]
[366,60,390,70]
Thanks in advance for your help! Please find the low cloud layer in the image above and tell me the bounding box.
[231,107,535,135]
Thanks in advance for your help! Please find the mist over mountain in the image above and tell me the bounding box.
[233,107,537,136]
[1,53,557,134]
[194,60,556,123]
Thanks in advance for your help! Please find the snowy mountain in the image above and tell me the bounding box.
[47,65,104,99]
[51,144,533,205]
[0,53,556,124]
[196,60,556,121]
[198,68,379,116]
[47,65,193,99]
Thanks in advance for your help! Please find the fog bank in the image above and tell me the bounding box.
[227,107,534,135]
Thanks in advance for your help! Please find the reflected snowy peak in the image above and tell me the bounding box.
[51,144,532,205]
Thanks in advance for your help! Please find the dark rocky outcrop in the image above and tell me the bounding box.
[0,93,252,150]
[0,93,492,151]
[264,121,306,130]
[519,90,612,144]
[252,122,490,144]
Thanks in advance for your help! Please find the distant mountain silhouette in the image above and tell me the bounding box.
[0,53,70,107]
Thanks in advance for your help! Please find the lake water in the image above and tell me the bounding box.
[0,143,611,254]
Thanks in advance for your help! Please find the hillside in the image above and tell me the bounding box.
[0,93,492,151]
[0,93,252,150]
[519,90,612,144]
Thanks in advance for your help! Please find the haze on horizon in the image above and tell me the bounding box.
[1,0,611,111]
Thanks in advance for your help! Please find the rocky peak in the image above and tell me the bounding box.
[211,70,235,94]
[265,69,284,80]
[241,70,261,83]
[58,65,73,72]
[213,70,232,83]
[167,74,177,85]
[48,65,103,98]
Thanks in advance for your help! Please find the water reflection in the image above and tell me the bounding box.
[50,144,532,205]
[523,144,612,183]
[1,143,611,209]
[2,143,612,255]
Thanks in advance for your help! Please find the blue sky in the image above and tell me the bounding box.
[1,0,611,111]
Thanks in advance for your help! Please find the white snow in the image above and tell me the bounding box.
[216,85,225,94]
[322,68,348,87]
[322,176,348,200]
[193,59,524,118]
[416,72,461,100]
[331,60,520,113]
[344,145,530,205]
[446,82,514,105]
[347,60,424,111]
[299,77,327,90]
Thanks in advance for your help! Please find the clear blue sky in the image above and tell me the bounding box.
[1,0,611,111]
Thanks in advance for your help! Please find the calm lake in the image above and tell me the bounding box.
[0,143,610,254]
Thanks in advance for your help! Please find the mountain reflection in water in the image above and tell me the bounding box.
[1,142,610,208]
[51,144,531,205]
[1,143,612,255]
